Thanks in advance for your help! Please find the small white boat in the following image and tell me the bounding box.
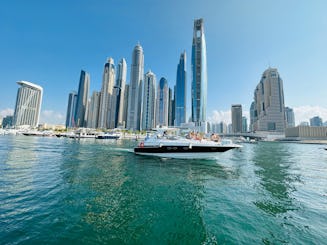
[134,129,242,159]
[96,132,121,139]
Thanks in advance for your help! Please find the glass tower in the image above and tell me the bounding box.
[65,91,77,128]
[75,70,90,128]
[142,70,156,130]
[127,44,144,130]
[156,77,169,127]
[175,51,187,126]
[191,18,207,126]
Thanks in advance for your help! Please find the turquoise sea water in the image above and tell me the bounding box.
[0,135,327,244]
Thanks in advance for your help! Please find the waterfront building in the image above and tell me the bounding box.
[227,123,233,134]
[122,84,129,128]
[127,44,144,130]
[310,116,323,127]
[65,91,77,128]
[175,51,187,126]
[252,68,286,132]
[142,71,156,130]
[249,101,256,132]
[156,77,169,127]
[87,91,101,129]
[231,104,242,133]
[242,116,248,133]
[111,58,127,128]
[285,125,327,139]
[74,70,90,128]
[98,58,115,129]
[285,107,295,128]
[2,115,13,128]
[13,81,43,127]
[300,121,309,126]
[168,87,175,126]
[191,18,207,129]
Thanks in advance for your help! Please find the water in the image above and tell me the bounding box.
[0,136,326,244]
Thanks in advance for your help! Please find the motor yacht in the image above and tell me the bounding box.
[134,129,242,159]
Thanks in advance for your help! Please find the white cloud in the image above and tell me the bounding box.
[208,110,250,124]
[293,106,327,125]
[0,108,14,117]
[40,110,65,125]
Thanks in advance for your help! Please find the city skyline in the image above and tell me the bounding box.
[1,1,327,125]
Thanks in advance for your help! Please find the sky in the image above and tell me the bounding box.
[1,0,327,125]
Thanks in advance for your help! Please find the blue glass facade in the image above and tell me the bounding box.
[191,19,207,125]
[74,70,90,127]
[65,91,77,128]
[175,52,187,126]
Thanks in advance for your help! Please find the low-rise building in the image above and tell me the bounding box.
[285,126,327,139]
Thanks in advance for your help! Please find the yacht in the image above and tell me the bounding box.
[96,132,121,139]
[134,129,242,159]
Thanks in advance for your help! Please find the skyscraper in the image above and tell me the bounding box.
[75,70,90,128]
[191,18,207,127]
[168,87,175,126]
[242,116,248,133]
[156,77,169,127]
[252,68,286,132]
[175,51,187,126]
[110,58,127,128]
[285,106,295,128]
[65,91,77,128]
[122,84,129,128]
[142,70,156,130]
[310,116,323,126]
[98,58,115,129]
[127,44,144,130]
[87,91,101,129]
[13,81,43,127]
[231,104,242,133]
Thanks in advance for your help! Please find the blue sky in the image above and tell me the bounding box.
[1,0,327,124]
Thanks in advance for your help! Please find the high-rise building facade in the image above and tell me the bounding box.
[249,101,256,132]
[285,107,295,128]
[156,77,169,127]
[122,84,129,128]
[75,70,90,128]
[13,81,43,127]
[98,58,115,129]
[252,68,286,132]
[231,104,242,133]
[111,58,127,128]
[127,44,144,130]
[175,51,187,126]
[142,71,156,130]
[87,91,101,129]
[168,87,175,126]
[242,116,248,133]
[191,18,207,127]
[310,116,323,126]
[65,91,77,128]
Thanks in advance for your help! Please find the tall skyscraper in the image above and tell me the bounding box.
[156,77,169,127]
[285,107,295,128]
[168,87,175,126]
[98,58,115,129]
[242,116,248,133]
[122,84,129,128]
[231,104,242,133]
[142,70,156,130]
[87,91,101,129]
[13,81,43,127]
[65,91,77,128]
[175,51,187,126]
[111,58,127,128]
[75,70,90,128]
[127,44,144,130]
[249,101,256,132]
[191,18,207,127]
[252,68,286,132]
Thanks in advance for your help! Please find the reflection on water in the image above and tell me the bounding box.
[252,142,298,215]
